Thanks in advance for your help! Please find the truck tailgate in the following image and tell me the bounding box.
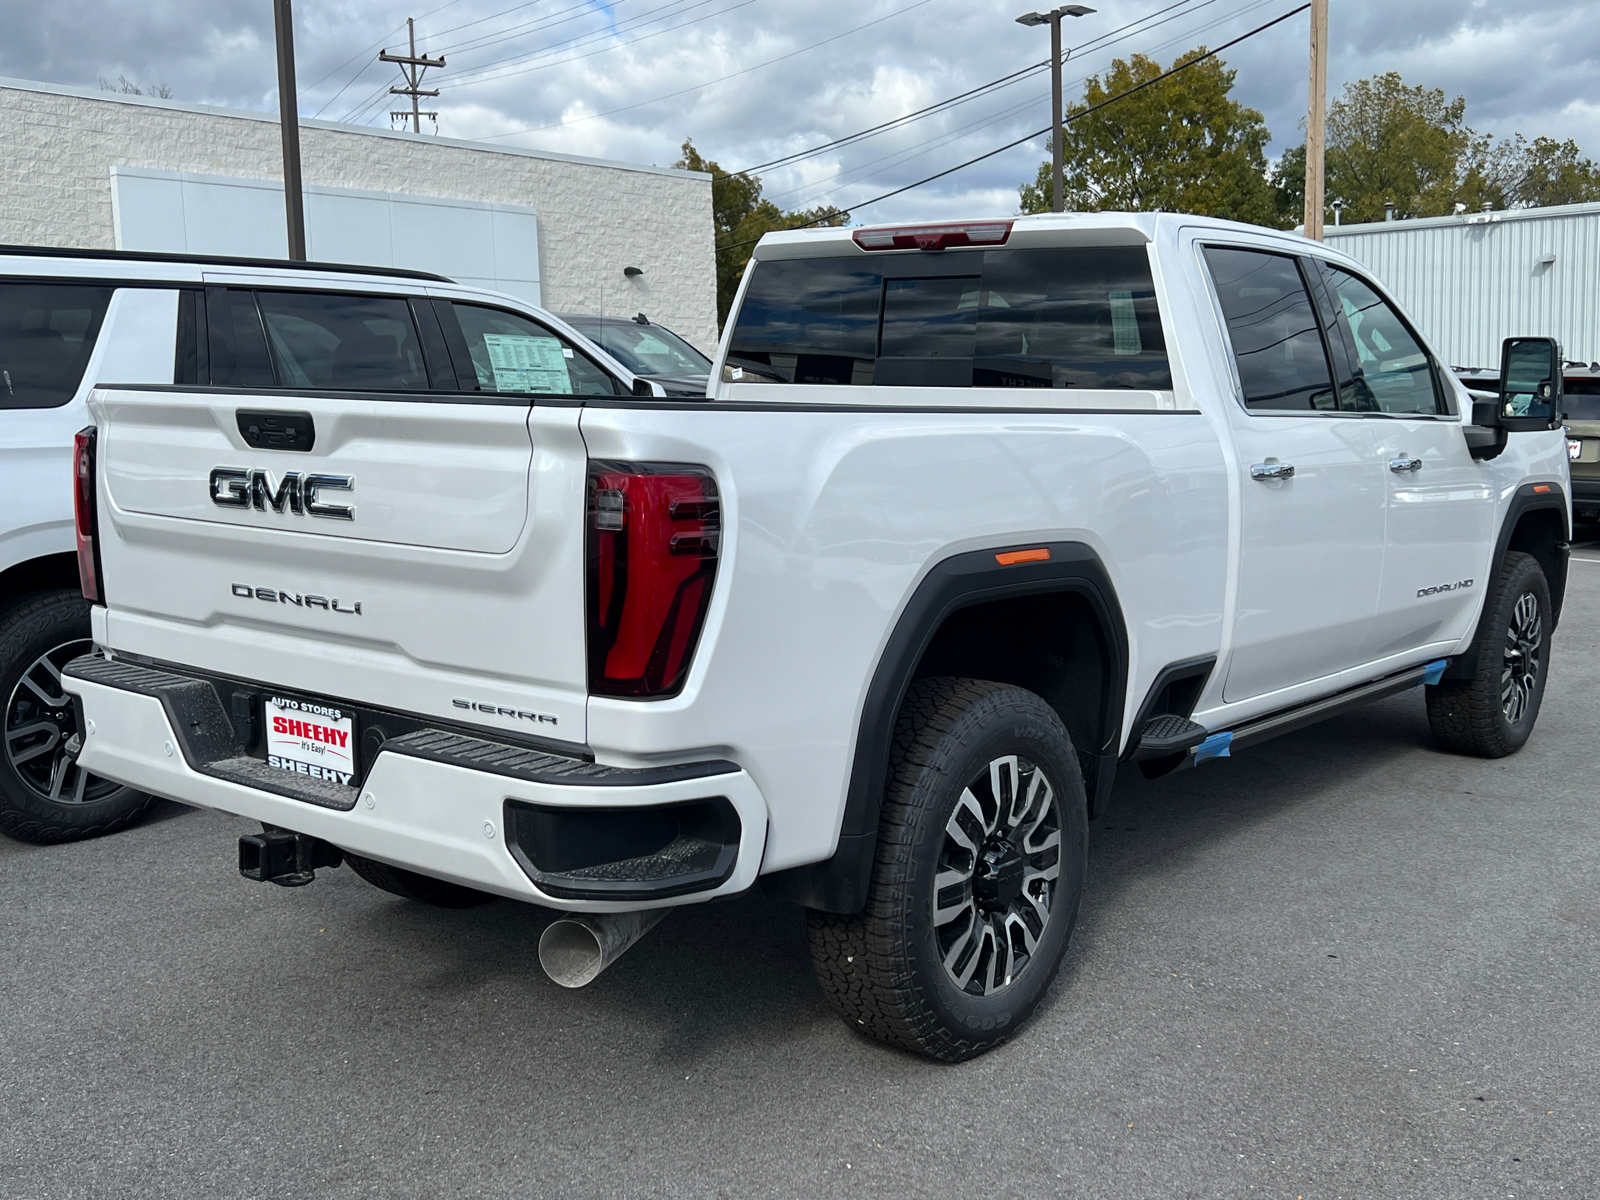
[88,388,590,744]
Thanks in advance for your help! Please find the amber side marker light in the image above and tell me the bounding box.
[995,547,1051,566]
[1533,484,1552,493]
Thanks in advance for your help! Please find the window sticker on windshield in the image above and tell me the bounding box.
[1110,291,1142,355]
[634,334,673,358]
[482,333,572,393]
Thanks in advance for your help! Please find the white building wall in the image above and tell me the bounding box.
[0,77,719,352]
[1326,202,1600,371]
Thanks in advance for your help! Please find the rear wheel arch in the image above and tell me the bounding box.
[762,541,1128,914]
[0,554,79,615]
[1445,483,1569,682]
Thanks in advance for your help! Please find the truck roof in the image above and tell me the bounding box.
[750,211,1340,258]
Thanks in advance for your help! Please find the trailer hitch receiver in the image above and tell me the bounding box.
[239,828,344,887]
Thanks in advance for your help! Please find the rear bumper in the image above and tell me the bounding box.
[64,656,768,911]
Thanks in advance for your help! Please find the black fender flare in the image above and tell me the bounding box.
[762,540,1128,913]
[1443,481,1570,682]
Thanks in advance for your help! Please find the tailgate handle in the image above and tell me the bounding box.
[237,410,315,452]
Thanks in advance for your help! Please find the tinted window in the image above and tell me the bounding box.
[1323,267,1443,416]
[206,288,275,388]
[974,248,1169,388]
[258,292,428,391]
[726,247,1170,390]
[0,282,112,409]
[451,303,620,395]
[1204,247,1335,412]
[1565,377,1600,421]
[727,259,881,385]
[564,319,711,376]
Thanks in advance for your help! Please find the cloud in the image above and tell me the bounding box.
[5,0,1598,223]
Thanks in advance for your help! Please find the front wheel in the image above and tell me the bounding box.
[1426,551,1552,758]
[1,590,159,844]
[807,678,1088,1061]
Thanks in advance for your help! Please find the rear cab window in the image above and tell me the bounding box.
[725,246,1171,393]
[0,282,113,408]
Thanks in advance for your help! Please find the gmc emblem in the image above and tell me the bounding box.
[210,468,354,520]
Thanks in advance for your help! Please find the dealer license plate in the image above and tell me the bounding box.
[1570,437,1583,461]
[264,694,357,788]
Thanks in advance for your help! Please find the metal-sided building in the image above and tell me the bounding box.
[0,76,719,353]
[1325,201,1600,371]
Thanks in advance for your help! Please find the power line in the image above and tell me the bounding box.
[381,16,447,132]
[734,0,1215,180]
[469,0,936,142]
[763,0,1277,209]
[714,3,1311,254]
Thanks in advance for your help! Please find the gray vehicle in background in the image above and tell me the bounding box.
[560,313,711,397]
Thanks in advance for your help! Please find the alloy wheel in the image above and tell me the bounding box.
[4,639,120,805]
[1501,591,1543,726]
[933,753,1062,996]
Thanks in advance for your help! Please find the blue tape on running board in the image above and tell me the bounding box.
[1421,659,1448,686]
[1193,731,1233,763]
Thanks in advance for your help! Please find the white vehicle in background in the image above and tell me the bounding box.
[0,245,654,844]
[53,214,1570,1060]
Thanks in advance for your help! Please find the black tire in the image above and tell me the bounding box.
[344,852,496,908]
[0,589,158,844]
[807,677,1088,1062]
[1426,550,1551,758]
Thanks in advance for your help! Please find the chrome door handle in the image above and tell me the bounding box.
[1250,462,1295,480]
[1389,456,1423,473]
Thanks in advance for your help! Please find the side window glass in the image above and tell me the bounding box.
[1203,247,1336,412]
[206,288,275,388]
[450,303,620,395]
[1323,267,1444,416]
[257,291,428,391]
[0,282,113,409]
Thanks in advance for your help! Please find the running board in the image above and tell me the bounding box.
[1174,658,1449,772]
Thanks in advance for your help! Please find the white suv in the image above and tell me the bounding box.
[57,215,1570,1059]
[0,245,650,843]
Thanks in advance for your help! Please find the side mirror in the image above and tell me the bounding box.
[1497,336,1565,432]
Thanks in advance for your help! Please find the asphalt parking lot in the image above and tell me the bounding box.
[5,542,1599,1200]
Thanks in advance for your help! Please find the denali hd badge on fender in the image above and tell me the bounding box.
[210,467,354,520]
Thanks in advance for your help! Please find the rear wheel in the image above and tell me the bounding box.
[345,852,496,908]
[0,590,158,844]
[807,677,1088,1061]
[1426,551,1552,757]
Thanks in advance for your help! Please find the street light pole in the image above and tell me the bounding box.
[1017,5,1095,214]
[273,0,307,261]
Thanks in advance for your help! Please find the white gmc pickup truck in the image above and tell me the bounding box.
[55,214,1570,1060]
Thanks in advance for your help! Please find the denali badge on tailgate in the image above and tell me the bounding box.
[210,468,354,520]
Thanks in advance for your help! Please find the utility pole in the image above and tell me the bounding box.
[1303,0,1328,240]
[273,0,307,260]
[381,18,445,133]
[1016,5,1095,213]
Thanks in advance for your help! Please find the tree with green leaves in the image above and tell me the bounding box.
[1019,48,1276,225]
[675,140,847,328]
[1272,72,1600,225]
[1460,133,1600,210]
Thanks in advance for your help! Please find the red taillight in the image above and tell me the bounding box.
[852,221,1013,252]
[73,426,104,604]
[586,462,720,698]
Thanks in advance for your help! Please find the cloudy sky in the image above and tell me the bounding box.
[5,0,1597,223]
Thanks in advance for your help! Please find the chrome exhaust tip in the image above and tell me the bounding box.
[537,909,668,988]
